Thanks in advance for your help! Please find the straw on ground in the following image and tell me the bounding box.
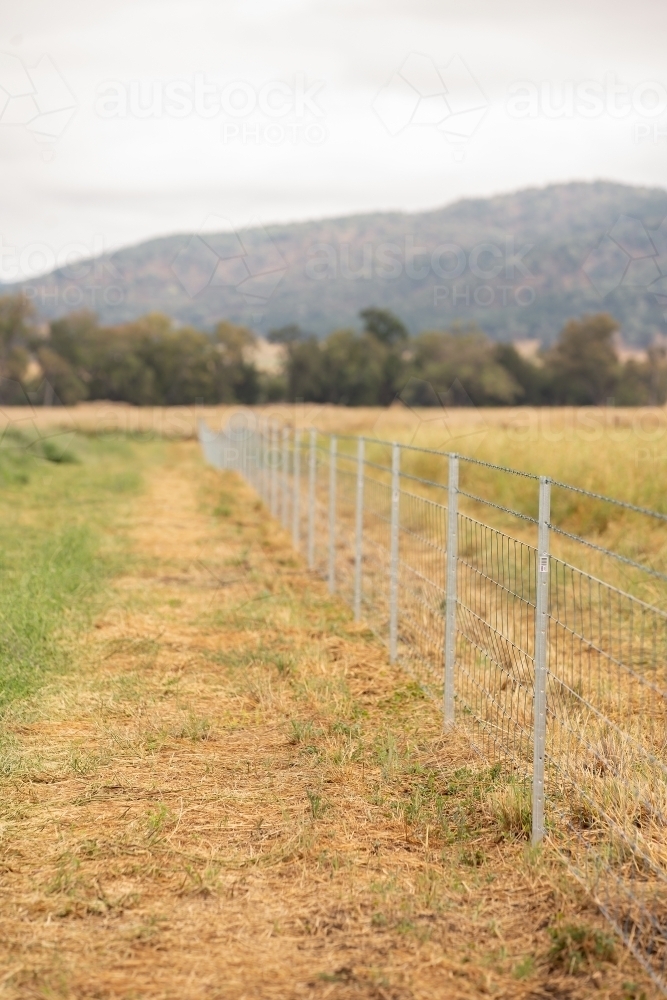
[0,440,654,999]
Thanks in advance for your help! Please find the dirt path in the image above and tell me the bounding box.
[0,443,653,999]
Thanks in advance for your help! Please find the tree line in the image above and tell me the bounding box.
[1,294,666,407]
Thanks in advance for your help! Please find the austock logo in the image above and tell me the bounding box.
[94,74,326,146]
[0,234,125,310]
[582,213,667,315]
[304,235,536,309]
[170,216,288,306]
[0,52,76,147]
[507,76,667,120]
[372,52,488,157]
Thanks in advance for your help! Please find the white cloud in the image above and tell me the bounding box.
[2,0,667,263]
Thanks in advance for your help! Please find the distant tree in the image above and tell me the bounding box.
[49,310,99,370]
[545,313,620,405]
[284,336,325,401]
[0,293,35,395]
[0,293,34,350]
[406,326,523,406]
[268,325,326,401]
[31,303,658,409]
[321,329,387,405]
[214,319,256,360]
[613,343,667,406]
[213,320,259,403]
[493,343,549,405]
[36,347,88,405]
[360,307,408,346]
[43,312,261,406]
[139,318,218,405]
[84,319,159,404]
[267,324,304,344]
[642,344,667,405]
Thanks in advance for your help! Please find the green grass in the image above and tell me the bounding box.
[0,430,153,709]
[548,922,616,974]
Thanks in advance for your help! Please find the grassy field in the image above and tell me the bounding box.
[9,399,667,558]
[9,399,667,505]
[0,428,148,710]
[0,432,657,998]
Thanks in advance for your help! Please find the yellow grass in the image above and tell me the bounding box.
[5,401,667,486]
[0,440,655,998]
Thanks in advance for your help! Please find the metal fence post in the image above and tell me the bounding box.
[265,419,270,504]
[389,442,400,663]
[308,428,316,569]
[532,476,551,846]
[248,423,255,486]
[270,423,277,518]
[444,453,459,728]
[217,429,225,470]
[261,417,269,505]
[282,427,289,528]
[353,437,365,620]
[292,428,301,550]
[328,436,337,593]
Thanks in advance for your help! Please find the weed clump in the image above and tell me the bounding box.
[306,789,327,819]
[213,490,234,517]
[548,922,616,974]
[175,711,213,741]
[289,719,321,744]
[488,779,532,839]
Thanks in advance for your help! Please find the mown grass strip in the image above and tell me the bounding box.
[0,430,156,709]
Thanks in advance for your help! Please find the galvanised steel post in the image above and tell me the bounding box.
[261,417,269,503]
[444,453,459,728]
[228,427,234,473]
[265,418,270,504]
[248,422,255,486]
[353,437,365,621]
[282,427,289,528]
[270,423,278,517]
[532,476,551,846]
[254,421,259,488]
[265,419,271,504]
[308,428,316,569]
[328,436,337,593]
[292,428,301,550]
[389,442,400,663]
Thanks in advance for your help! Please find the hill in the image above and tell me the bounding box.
[9,180,667,345]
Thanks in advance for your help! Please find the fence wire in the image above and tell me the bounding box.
[199,417,667,993]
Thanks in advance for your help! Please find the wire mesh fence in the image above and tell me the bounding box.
[199,414,667,993]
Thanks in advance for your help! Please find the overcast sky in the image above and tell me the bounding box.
[2,0,667,277]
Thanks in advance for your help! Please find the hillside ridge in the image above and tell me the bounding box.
[8,179,667,345]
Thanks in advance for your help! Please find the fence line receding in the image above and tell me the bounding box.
[199,417,667,993]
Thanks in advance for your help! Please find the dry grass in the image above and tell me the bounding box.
[0,441,656,999]
[12,400,667,583]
